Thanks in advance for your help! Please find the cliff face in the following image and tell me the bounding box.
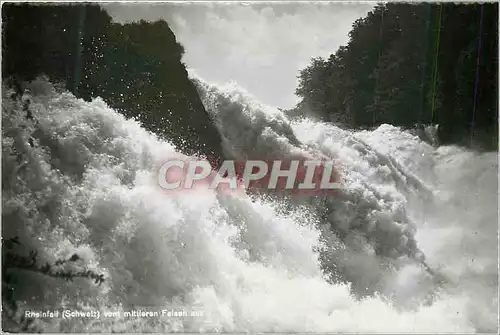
[2,4,225,161]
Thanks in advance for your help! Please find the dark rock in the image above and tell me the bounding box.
[2,3,225,161]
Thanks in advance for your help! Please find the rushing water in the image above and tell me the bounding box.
[2,77,498,332]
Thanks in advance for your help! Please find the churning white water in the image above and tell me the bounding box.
[2,77,498,332]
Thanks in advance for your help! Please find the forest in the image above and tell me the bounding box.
[2,3,498,153]
[289,3,498,150]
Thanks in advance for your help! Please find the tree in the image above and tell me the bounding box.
[291,3,498,150]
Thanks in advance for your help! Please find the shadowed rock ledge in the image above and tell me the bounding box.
[2,3,225,162]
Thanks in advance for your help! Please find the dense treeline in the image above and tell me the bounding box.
[290,3,498,150]
[2,3,224,161]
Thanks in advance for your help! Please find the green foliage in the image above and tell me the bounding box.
[292,3,498,150]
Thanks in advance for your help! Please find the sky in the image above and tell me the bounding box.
[105,2,374,109]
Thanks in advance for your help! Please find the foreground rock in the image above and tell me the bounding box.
[2,4,225,161]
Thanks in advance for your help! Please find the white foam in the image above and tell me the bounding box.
[2,78,497,332]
